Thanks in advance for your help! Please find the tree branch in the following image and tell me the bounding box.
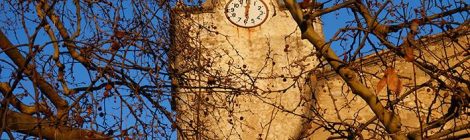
[0,108,109,140]
[426,122,470,139]
[0,30,69,116]
[0,83,49,115]
[282,0,407,139]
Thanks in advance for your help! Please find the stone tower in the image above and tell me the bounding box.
[170,0,323,139]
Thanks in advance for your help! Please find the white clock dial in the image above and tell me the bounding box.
[225,0,268,28]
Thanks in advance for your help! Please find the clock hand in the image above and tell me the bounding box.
[244,0,250,21]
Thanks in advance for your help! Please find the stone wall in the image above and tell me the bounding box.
[171,0,469,139]
[307,34,469,139]
[170,0,323,139]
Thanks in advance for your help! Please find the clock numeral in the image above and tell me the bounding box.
[260,11,264,15]
[258,6,262,10]
[244,19,248,25]
[237,17,242,22]
[230,8,234,12]
[251,19,255,23]
[257,16,261,20]
[254,1,257,6]
[232,13,236,17]
[234,3,239,8]
[238,0,243,4]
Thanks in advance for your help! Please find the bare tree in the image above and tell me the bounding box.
[0,0,468,140]
[170,0,469,139]
[0,0,176,139]
[282,0,469,139]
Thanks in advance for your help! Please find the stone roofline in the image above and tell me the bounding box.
[318,25,470,79]
[171,0,323,14]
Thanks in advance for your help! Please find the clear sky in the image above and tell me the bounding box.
[0,0,466,139]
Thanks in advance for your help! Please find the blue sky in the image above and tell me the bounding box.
[0,1,175,139]
[0,0,467,139]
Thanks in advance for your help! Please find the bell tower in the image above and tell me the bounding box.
[170,0,323,139]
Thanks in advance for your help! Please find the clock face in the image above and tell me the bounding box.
[225,0,268,28]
